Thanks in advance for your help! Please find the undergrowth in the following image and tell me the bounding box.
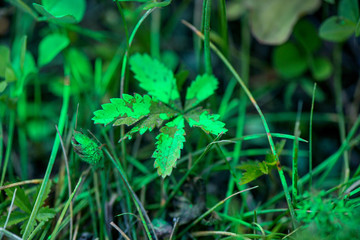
[0,0,360,239]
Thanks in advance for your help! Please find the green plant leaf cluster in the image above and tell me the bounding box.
[319,0,360,42]
[93,53,227,177]
[0,182,56,235]
[238,140,285,185]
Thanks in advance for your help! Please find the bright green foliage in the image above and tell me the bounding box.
[185,74,218,110]
[153,116,186,177]
[0,182,56,234]
[129,53,181,109]
[71,131,104,168]
[33,0,86,23]
[319,17,356,42]
[94,53,227,178]
[186,108,227,135]
[38,33,70,67]
[239,140,285,185]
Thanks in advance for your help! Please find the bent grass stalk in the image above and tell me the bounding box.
[182,20,297,226]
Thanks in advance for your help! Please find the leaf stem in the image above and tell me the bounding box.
[203,0,212,74]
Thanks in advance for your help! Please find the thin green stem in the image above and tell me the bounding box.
[333,44,349,189]
[182,20,297,226]
[309,83,316,189]
[203,0,212,74]
[22,73,70,239]
[219,0,229,56]
[0,110,15,186]
[292,102,302,204]
[151,8,161,59]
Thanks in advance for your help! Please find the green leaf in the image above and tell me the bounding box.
[356,18,360,37]
[65,48,93,82]
[0,212,29,227]
[238,161,268,185]
[153,116,186,178]
[311,57,332,81]
[273,42,307,79]
[129,53,181,109]
[185,108,227,135]
[38,33,70,67]
[0,45,10,78]
[249,0,321,45]
[0,81,7,92]
[319,16,356,42]
[265,140,286,165]
[93,94,153,125]
[33,0,85,23]
[36,207,56,222]
[142,0,172,10]
[293,20,321,52]
[185,74,218,110]
[339,0,359,23]
[71,131,104,167]
[5,187,32,214]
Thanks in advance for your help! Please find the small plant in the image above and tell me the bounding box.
[92,53,227,177]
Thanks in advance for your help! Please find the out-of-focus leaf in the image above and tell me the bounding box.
[26,119,54,142]
[38,33,70,67]
[339,0,359,23]
[356,18,360,36]
[66,48,93,83]
[311,57,332,81]
[294,20,321,52]
[249,0,321,45]
[185,74,218,110]
[300,78,325,101]
[153,116,186,178]
[129,53,181,109]
[142,0,171,10]
[0,46,10,78]
[185,108,227,135]
[273,42,307,79]
[319,16,355,42]
[33,0,85,23]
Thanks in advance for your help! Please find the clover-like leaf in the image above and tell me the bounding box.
[153,116,186,178]
[185,74,218,110]
[129,53,181,109]
[185,108,227,135]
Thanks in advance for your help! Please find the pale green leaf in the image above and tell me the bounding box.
[38,33,70,67]
[36,207,56,222]
[319,16,355,42]
[185,108,227,135]
[185,74,218,110]
[129,53,181,109]
[153,116,186,178]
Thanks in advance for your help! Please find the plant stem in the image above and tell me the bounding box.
[292,101,302,204]
[151,8,161,59]
[203,0,212,74]
[182,20,297,227]
[22,72,70,239]
[309,83,316,189]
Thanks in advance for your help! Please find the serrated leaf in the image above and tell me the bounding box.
[5,187,32,214]
[0,212,29,227]
[35,180,52,209]
[93,94,153,125]
[185,108,227,135]
[185,74,218,110]
[129,53,181,109]
[36,207,56,221]
[153,116,186,178]
[38,33,70,67]
[265,140,286,165]
[238,161,267,185]
[71,131,104,167]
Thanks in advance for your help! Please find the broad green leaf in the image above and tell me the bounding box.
[273,42,307,79]
[0,81,7,92]
[93,94,153,125]
[311,57,332,81]
[249,0,321,45]
[339,0,359,23]
[356,18,360,36]
[142,0,172,10]
[0,45,10,78]
[153,116,186,178]
[129,53,181,109]
[33,0,85,23]
[185,108,227,135]
[238,161,268,185]
[38,33,70,67]
[319,16,356,42]
[5,187,32,214]
[65,48,93,83]
[185,74,218,110]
